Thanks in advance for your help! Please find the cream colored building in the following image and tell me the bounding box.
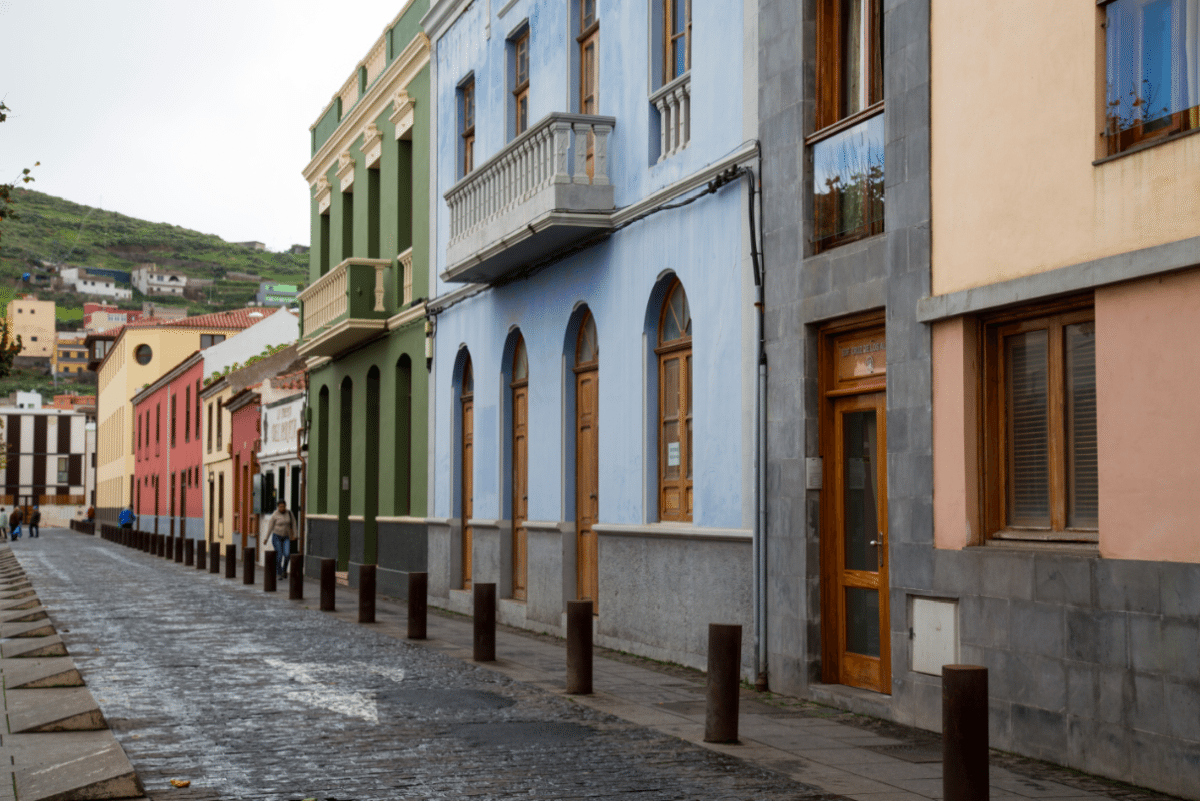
[199,376,235,549]
[91,309,264,524]
[7,296,56,359]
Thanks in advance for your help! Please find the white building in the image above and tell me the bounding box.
[59,267,132,300]
[132,265,189,296]
[0,406,91,526]
[256,371,305,561]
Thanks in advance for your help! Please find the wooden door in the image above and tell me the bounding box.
[575,367,598,611]
[830,391,889,692]
[512,377,528,601]
[461,389,474,590]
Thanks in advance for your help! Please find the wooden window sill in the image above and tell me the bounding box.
[805,101,885,147]
[1093,124,1200,166]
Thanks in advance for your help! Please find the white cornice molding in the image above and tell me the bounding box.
[386,300,427,331]
[388,91,417,140]
[313,176,332,215]
[361,123,383,169]
[336,151,356,192]
[303,34,430,186]
[420,0,473,41]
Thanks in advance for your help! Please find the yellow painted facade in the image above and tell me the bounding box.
[95,326,242,520]
[930,1,1200,296]
[7,297,56,359]
[200,381,235,549]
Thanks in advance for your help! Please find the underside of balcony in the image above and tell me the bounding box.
[443,113,616,285]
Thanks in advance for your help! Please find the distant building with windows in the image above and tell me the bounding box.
[0,405,91,526]
[59,267,133,300]
[132,264,191,297]
[84,303,143,333]
[255,283,300,307]
[6,296,56,360]
[54,332,89,376]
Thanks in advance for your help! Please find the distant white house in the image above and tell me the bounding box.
[59,267,132,300]
[132,264,189,296]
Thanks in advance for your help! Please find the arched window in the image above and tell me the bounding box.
[656,278,692,521]
[395,356,412,516]
[365,366,381,565]
[317,386,330,513]
[511,335,528,600]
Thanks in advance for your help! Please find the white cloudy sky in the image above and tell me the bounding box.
[0,0,408,253]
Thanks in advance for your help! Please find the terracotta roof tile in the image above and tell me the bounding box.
[271,369,306,391]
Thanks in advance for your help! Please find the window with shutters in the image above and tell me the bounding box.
[983,299,1097,542]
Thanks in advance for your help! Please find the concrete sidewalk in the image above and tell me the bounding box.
[210,566,1166,801]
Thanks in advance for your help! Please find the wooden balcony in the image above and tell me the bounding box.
[443,112,617,284]
[298,257,393,358]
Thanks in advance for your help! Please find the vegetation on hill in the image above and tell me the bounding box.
[0,188,308,318]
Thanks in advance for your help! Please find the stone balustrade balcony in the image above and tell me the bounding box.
[443,112,617,284]
[298,257,393,358]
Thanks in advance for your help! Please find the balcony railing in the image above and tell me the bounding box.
[651,72,691,162]
[298,257,393,358]
[399,247,414,305]
[443,112,616,284]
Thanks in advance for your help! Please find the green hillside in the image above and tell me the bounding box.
[0,188,308,317]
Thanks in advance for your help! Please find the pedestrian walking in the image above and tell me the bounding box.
[118,505,136,532]
[9,507,23,540]
[0,507,8,541]
[29,506,40,538]
[265,501,297,579]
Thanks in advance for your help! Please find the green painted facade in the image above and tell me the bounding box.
[303,1,431,589]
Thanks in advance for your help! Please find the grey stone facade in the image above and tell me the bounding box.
[759,0,1200,796]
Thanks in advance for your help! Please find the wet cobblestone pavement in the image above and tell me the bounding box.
[17,530,837,801]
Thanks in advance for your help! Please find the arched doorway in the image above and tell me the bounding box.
[511,335,529,601]
[574,310,599,611]
[460,355,474,589]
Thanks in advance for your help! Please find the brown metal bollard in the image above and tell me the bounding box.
[473,583,496,662]
[566,600,594,694]
[263,551,276,592]
[289,554,304,600]
[225,543,237,579]
[157,534,166,557]
[407,572,427,639]
[209,542,221,573]
[320,558,336,611]
[185,538,194,566]
[243,547,256,585]
[196,540,207,570]
[164,535,173,559]
[174,535,184,563]
[943,665,989,801]
[704,623,742,743]
[358,564,376,623]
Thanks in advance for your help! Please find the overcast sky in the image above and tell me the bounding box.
[0,0,409,254]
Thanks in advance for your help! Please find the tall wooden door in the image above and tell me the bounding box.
[574,312,599,612]
[461,360,474,590]
[511,338,529,600]
[821,322,890,693]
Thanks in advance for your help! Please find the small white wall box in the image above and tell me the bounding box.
[911,596,959,676]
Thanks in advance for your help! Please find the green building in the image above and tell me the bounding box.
[299,2,430,596]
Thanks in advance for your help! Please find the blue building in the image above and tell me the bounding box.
[422,0,763,673]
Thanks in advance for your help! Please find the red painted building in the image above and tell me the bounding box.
[131,351,204,539]
[83,303,142,333]
[226,384,263,551]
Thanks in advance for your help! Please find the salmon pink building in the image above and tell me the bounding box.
[131,352,204,540]
[226,385,263,554]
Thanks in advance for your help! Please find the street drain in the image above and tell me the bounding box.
[451,721,595,748]
[376,688,516,712]
[869,743,942,763]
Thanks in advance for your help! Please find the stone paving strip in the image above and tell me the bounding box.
[0,545,145,801]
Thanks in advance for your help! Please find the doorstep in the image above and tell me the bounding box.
[808,681,895,721]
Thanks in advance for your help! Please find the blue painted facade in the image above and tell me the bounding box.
[422,0,760,671]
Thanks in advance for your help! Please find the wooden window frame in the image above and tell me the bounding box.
[460,78,476,177]
[981,296,1098,543]
[663,0,691,84]
[656,279,693,523]
[814,0,884,132]
[513,29,530,136]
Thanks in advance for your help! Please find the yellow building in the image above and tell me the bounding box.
[54,333,89,376]
[7,296,56,360]
[90,309,262,524]
[199,375,235,549]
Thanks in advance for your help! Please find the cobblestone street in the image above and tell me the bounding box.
[15,530,835,801]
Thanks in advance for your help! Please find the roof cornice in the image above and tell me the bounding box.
[302,33,430,187]
[421,0,473,41]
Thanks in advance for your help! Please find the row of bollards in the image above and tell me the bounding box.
[91,527,991,782]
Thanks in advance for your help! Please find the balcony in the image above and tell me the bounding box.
[443,112,617,284]
[298,257,393,358]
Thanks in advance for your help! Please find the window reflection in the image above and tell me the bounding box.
[813,113,885,252]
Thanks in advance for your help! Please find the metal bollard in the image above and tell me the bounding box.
[566,599,594,694]
[358,564,376,623]
[175,535,184,563]
[157,534,165,557]
[243,547,255,585]
[943,665,989,801]
[320,558,336,611]
[209,542,221,573]
[185,538,194,566]
[473,583,496,662]
[196,540,207,570]
[407,572,427,639]
[225,543,237,579]
[289,554,304,600]
[704,623,742,744]
[264,551,276,592]
[164,535,171,559]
